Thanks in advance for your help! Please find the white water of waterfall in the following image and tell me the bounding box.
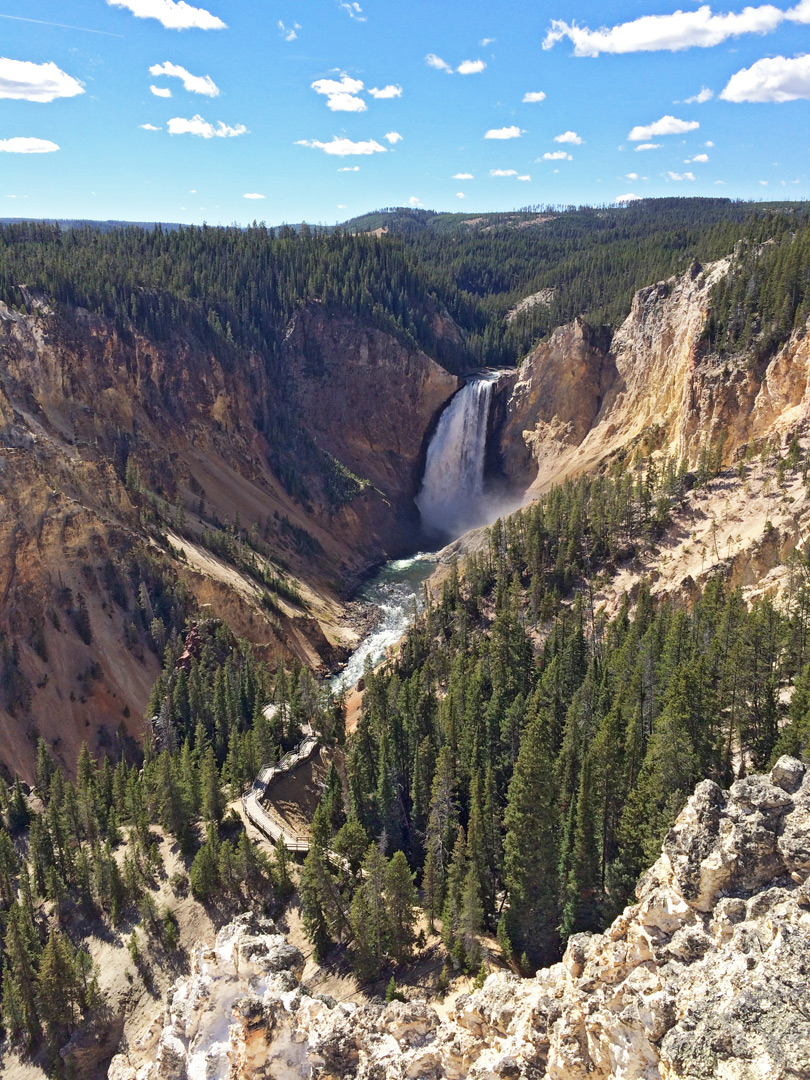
[416,375,496,539]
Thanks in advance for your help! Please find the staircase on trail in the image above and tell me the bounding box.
[242,711,317,851]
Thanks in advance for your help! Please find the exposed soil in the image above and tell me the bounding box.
[262,744,333,836]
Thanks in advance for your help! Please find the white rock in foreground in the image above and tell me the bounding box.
[111,757,810,1080]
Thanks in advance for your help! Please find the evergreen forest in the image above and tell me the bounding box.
[3,198,810,378]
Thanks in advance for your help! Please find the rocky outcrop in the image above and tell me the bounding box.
[493,317,615,487]
[111,757,810,1080]
[0,297,458,777]
[494,257,810,494]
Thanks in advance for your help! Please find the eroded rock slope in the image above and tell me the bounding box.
[0,297,458,777]
[495,258,810,493]
[112,756,810,1080]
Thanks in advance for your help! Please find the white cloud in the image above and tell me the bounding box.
[453,172,474,179]
[139,122,161,130]
[628,115,699,140]
[338,165,360,171]
[325,93,366,112]
[278,20,300,41]
[522,90,546,103]
[296,136,387,156]
[490,168,518,176]
[339,1,366,20]
[485,125,522,139]
[481,37,496,46]
[167,114,247,137]
[149,61,218,96]
[408,195,422,206]
[0,136,59,153]
[759,179,769,185]
[426,53,453,73]
[368,84,402,99]
[542,150,572,160]
[311,74,366,112]
[542,4,786,57]
[243,193,265,199]
[150,85,172,97]
[625,171,638,179]
[457,58,486,74]
[682,86,714,103]
[106,0,225,30]
[721,53,810,102]
[456,191,466,198]
[616,192,642,202]
[337,203,347,208]
[554,130,582,144]
[686,152,709,162]
[0,58,84,102]
[517,174,531,181]
[384,131,402,144]
[635,142,660,151]
[705,140,715,147]
[667,170,696,180]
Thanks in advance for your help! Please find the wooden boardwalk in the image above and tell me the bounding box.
[241,726,317,852]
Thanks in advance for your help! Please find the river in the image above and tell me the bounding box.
[328,552,437,694]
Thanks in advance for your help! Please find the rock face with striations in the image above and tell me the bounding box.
[110,757,810,1080]
[281,305,461,520]
[494,256,810,495]
[0,297,459,778]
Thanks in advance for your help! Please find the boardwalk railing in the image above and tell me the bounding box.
[241,732,317,852]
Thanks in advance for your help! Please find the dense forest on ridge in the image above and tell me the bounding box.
[3,198,810,375]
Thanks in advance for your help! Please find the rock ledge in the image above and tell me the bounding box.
[111,757,810,1080]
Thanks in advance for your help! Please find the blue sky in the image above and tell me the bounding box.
[2,0,810,224]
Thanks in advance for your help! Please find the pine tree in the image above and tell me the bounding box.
[385,851,418,963]
[502,712,560,969]
[424,746,457,919]
[561,752,602,940]
[200,746,224,826]
[37,928,80,1045]
[441,826,467,964]
[273,835,293,901]
[299,845,336,959]
[349,844,389,980]
[2,901,41,1047]
[458,862,484,971]
[189,830,220,902]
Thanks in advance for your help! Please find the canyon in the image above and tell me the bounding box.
[3,221,810,1080]
[3,246,810,780]
[0,297,458,776]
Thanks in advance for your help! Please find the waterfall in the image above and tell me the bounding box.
[416,375,496,539]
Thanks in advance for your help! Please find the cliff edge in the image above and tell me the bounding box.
[494,257,810,495]
[112,756,810,1080]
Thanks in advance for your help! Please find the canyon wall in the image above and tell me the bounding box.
[110,756,810,1080]
[0,298,458,777]
[494,258,810,493]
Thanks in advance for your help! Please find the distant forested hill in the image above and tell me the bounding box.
[343,198,810,362]
[2,198,810,372]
